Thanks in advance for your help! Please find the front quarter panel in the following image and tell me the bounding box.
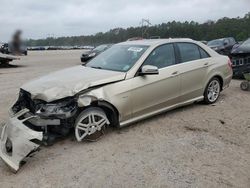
[82,79,133,122]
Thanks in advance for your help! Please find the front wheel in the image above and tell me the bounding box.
[204,78,221,104]
[74,107,110,142]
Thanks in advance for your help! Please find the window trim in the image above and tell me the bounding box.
[175,42,210,64]
[198,46,210,59]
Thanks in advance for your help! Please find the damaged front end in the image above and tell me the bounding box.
[231,39,250,78]
[0,109,43,172]
[231,54,250,78]
[0,89,77,172]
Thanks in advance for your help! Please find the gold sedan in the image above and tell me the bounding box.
[0,39,233,171]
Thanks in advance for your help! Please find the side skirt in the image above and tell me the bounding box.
[119,96,204,127]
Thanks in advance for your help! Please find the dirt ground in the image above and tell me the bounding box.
[0,50,250,188]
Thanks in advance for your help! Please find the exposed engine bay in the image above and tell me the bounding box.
[0,65,125,172]
[11,89,77,144]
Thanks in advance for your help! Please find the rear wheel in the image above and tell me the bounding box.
[74,107,110,142]
[204,77,221,104]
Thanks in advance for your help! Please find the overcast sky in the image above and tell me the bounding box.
[0,0,249,41]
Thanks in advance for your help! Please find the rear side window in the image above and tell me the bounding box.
[199,47,210,59]
[177,43,200,63]
[143,44,176,69]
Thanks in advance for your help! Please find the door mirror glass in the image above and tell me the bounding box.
[140,65,159,75]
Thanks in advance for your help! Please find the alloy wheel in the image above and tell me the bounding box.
[207,80,220,103]
[75,110,109,142]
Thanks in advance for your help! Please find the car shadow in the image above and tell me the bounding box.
[0,64,27,69]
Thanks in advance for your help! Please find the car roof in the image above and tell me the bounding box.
[118,38,195,46]
[210,37,234,41]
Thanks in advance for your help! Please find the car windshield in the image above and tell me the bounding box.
[242,38,250,46]
[86,44,149,72]
[207,39,223,46]
[93,45,109,52]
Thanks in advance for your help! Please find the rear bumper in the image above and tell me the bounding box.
[0,109,43,172]
[223,72,233,90]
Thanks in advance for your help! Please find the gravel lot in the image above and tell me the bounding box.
[0,50,250,188]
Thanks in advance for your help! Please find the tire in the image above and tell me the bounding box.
[74,107,110,142]
[204,77,221,104]
[240,81,249,91]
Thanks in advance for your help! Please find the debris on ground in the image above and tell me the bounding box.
[184,126,208,132]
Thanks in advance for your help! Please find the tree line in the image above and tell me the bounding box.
[26,12,250,47]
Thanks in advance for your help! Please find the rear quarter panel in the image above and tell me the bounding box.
[204,55,232,91]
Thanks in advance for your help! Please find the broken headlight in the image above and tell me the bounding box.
[11,89,31,114]
[36,98,77,119]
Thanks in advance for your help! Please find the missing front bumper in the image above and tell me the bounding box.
[0,109,43,172]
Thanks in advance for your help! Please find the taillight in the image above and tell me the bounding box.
[228,59,232,69]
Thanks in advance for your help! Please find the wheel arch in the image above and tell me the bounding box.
[91,100,120,128]
[204,74,224,93]
[213,75,223,91]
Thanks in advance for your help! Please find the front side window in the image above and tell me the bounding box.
[177,43,200,63]
[143,44,176,69]
[86,45,148,72]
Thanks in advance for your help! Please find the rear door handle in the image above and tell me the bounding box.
[171,71,179,77]
[204,62,209,67]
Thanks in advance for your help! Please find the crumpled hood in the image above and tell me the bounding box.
[21,66,126,102]
[231,44,250,54]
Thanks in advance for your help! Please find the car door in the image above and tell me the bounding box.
[176,43,211,103]
[130,44,181,118]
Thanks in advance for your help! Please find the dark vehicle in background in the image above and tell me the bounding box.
[207,37,236,55]
[0,43,9,54]
[81,44,113,63]
[0,43,28,55]
[150,36,161,39]
[127,37,144,41]
[200,41,208,45]
[28,46,46,51]
[231,38,250,78]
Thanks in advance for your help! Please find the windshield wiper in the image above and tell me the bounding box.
[90,66,103,69]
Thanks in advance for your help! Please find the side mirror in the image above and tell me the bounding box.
[140,65,159,75]
[224,42,228,46]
